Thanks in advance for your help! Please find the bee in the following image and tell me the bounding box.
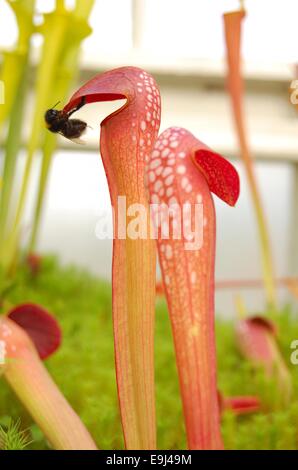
[44,97,87,143]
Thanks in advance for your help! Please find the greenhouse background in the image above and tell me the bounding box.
[0,0,297,314]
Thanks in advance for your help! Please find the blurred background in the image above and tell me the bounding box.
[0,0,297,314]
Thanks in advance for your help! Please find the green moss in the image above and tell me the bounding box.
[0,419,32,450]
[0,256,297,449]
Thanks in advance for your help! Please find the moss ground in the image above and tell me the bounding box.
[0,257,298,450]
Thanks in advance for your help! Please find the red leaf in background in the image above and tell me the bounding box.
[8,303,61,359]
[236,316,278,368]
[26,253,42,276]
[220,395,261,416]
[236,316,292,403]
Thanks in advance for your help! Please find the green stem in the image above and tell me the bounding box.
[12,11,69,237]
[0,61,29,260]
[29,2,94,251]
[29,133,56,251]
[0,0,34,128]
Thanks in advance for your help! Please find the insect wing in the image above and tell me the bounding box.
[58,131,87,145]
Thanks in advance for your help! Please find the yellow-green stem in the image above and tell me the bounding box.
[29,1,94,250]
[12,10,69,237]
[0,62,29,261]
[0,0,34,127]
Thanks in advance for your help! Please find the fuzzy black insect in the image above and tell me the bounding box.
[44,97,87,141]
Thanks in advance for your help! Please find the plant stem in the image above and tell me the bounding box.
[147,128,225,449]
[1,317,97,450]
[0,62,29,263]
[63,66,161,449]
[100,107,157,450]
[0,0,35,128]
[223,11,277,310]
[12,10,69,239]
[29,1,94,251]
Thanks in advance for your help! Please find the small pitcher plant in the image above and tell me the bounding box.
[0,303,96,450]
[235,316,292,405]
